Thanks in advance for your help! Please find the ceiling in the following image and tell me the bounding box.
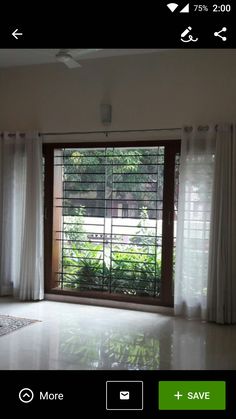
[0,49,162,68]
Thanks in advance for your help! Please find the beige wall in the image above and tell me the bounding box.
[0,50,236,142]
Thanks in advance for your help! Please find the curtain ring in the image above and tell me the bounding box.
[184,126,193,133]
[198,125,209,131]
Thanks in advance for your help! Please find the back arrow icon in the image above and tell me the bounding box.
[12,29,23,39]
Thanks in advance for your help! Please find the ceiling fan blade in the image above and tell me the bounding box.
[64,58,81,68]
[71,49,103,58]
[55,49,103,68]
[55,50,81,68]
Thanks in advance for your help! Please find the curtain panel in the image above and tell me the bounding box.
[0,132,44,300]
[175,123,236,324]
[207,124,236,323]
[174,125,216,320]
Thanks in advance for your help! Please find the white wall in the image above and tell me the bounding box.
[0,50,236,142]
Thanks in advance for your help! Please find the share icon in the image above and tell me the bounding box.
[214,27,227,41]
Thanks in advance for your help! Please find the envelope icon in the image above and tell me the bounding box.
[120,391,130,400]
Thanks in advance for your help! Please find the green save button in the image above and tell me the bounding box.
[159,381,226,410]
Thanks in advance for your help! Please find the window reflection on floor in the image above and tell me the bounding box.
[60,328,162,370]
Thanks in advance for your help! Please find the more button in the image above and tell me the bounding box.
[158,381,226,410]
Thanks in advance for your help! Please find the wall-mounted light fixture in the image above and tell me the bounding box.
[100,104,112,125]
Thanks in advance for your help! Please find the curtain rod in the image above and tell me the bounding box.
[0,128,180,138]
[41,125,218,136]
[40,128,181,136]
[0,125,218,138]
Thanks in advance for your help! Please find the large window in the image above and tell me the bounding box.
[44,141,180,306]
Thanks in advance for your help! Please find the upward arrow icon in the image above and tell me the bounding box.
[19,388,34,403]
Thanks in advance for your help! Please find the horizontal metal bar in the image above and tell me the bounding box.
[112,171,162,175]
[60,165,164,170]
[55,164,104,167]
[63,222,105,226]
[55,271,159,282]
[62,180,105,184]
[56,238,103,243]
[56,278,158,286]
[112,181,158,184]
[58,198,105,201]
[61,171,163,175]
[57,273,105,278]
[62,253,103,260]
[57,151,164,155]
[62,190,160,194]
[60,189,163,196]
[110,268,155,273]
[63,189,105,192]
[60,235,102,241]
[56,198,163,202]
[61,241,161,248]
[57,206,161,210]
[56,240,162,245]
[54,157,165,162]
[57,205,163,209]
[61,215,160,220]
[56,284,159,294]
[54,163,160,167]
[58,198,106,201]
[63,260,103,266]
[111,250,155,255]
[111,259,156,264]
[58,151,164,156]
[111,279,159,285]
[63,174,105,177]
[110,224,157,229]
[57,232,161,238]
[112,243,161,246]
[104,190,161,193]
[62,172,106,175]
[60,265,104,270]
[112,236,162,240]
[57,280,159,287]
[62,224,105,229]
[62,172,164,176]
[55,155,107,159]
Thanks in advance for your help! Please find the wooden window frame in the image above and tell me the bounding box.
[43,140,181,307]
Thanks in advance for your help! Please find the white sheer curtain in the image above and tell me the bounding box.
[174,125,216,320]
[0,132,44,300]
[207,124,236,324]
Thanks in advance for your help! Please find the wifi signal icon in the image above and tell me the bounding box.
[167,3,179,12]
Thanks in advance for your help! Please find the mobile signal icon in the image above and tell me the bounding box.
[167,3,179,12]
[180,3,189,13]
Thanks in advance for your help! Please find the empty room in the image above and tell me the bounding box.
[0,48,236,371]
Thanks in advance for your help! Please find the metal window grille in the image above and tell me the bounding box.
[52,146,178,299]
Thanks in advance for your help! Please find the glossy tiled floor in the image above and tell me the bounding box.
[0,297,236,370]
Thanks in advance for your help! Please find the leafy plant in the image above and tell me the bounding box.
[111,245,160,296]
[63,206,87,243]
[62,207,162,296]
[63,242,108,291]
